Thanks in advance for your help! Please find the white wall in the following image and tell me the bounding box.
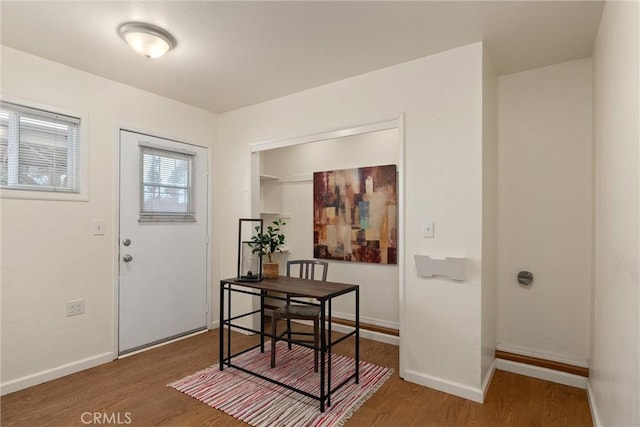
[219,42,492,401]
[481,47,498,385]
[260,129,400,329]
[590,1,639,426]
[497,58,593,366]
[0,47,218,393]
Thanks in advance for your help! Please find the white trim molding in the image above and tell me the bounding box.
[331,311,399,332]
[482,360,497,402]
[403,360,495,403]
[402,368,488,403]
[0,352,114,396]
[495,359,588,389]
[329,322,399,346]
[586,381,603,427]
[496,343,589,368]
[0,94,90,202]
[249,117,401,153]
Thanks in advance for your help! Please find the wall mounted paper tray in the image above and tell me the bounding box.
[414,255,466,281]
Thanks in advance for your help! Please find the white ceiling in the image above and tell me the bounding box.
[1,1,604,113]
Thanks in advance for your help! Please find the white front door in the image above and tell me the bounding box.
[118,130,208,354]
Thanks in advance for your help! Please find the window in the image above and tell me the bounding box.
[139,145,195,222]
[0,101,81,193]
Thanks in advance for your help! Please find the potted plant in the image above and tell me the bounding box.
[250,218,286,279]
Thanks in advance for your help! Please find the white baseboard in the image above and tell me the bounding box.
[586,380,602,426]
[0,352,114,396]
[212,319,400,346]
[496,343,589,368]
[403,368,485,403]
[330,322,399,346]
[495,358,587,389]
[482,360,496,402]
[331,311,399,331]
[327,311,399,346]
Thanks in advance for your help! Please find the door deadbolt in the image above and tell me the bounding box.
[122,238,131,246]
[123,254,133,263]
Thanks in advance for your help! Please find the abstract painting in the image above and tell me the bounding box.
[313,164,397,264]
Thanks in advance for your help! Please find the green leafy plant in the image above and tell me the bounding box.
[249,219,286,263]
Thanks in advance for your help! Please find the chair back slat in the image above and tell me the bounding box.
[286,260,328,281]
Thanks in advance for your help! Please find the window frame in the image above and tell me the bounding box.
[138,142,196,222]
[0,96,88,202]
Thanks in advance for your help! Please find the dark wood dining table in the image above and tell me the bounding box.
[219,275,360,412]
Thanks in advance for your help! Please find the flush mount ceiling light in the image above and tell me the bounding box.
[118,22,176,59]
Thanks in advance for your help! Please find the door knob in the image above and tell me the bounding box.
[123,254,133,263]
[123,238,131,246]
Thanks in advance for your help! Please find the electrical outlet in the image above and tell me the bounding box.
[66,299,85,316]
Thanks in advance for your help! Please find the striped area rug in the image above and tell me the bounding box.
[168,341,393,426]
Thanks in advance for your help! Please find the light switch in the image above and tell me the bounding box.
[92,219,106,236]
[423,220,434,238]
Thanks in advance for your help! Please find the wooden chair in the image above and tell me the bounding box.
[270,260,328,372]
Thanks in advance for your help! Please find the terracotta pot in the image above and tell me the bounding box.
[263,263,279,279]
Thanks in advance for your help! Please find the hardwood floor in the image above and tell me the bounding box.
[1,327,593,426]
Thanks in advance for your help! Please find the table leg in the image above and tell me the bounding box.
[219,281,224,371]
[227,283,231,367]
[327,298,332,408]
[320,299,326,412]
[260,290,265,352]
[355,288,360,383]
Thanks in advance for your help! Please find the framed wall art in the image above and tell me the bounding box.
[313,164,397,264]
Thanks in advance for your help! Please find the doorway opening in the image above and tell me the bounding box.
[117,129,209,355]
[249,117,406,376]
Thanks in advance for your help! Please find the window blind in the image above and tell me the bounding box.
[0,102,80,193]
[139,145,195,222]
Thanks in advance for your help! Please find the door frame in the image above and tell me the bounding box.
[112,125,212,358]
[248,114,406,377]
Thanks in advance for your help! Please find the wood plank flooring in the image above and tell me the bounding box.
[1,327,593,426]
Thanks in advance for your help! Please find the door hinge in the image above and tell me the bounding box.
[205,302,210,313]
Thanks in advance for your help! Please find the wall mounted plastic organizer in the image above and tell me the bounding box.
[414,255,466,281]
